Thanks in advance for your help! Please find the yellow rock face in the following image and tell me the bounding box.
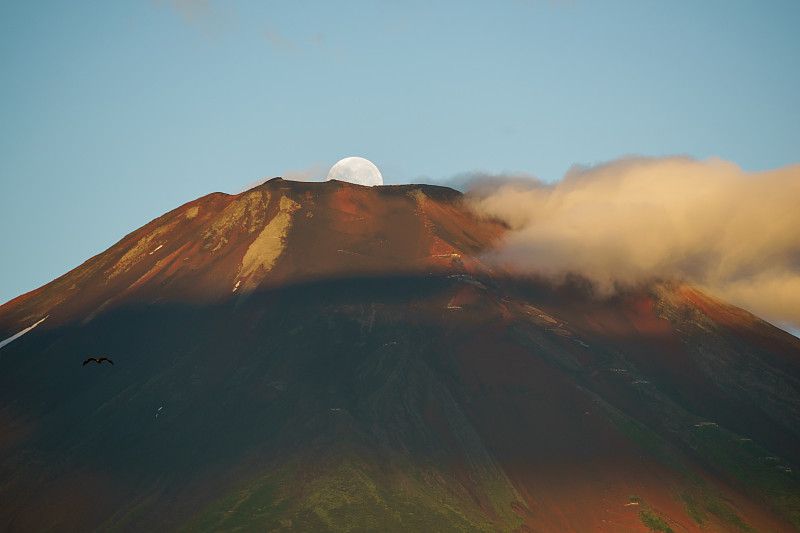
[203,190,271,252]
[108,220,179,279]
[237,195,301,292]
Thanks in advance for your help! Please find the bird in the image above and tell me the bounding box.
[83,357,114,366]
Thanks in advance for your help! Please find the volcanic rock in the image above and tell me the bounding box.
[1,179,798,532]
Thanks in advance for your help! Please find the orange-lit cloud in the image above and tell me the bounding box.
[467,156,800,329]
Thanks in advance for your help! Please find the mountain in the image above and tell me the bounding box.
[1,178,799,532]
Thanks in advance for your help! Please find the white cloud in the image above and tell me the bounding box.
[262,26,298,53]
[468,156,800,329]
[237,163,329,193]
[154,0,236,36]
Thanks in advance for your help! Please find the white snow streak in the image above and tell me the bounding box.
[0,316,49,350]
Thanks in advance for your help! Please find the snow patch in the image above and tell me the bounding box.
[149,244,164,255]
[0,316,49,350]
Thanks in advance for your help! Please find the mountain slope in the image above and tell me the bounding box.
[1,179,798,532]
[0,179,501,333]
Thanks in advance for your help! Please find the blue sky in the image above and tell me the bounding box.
[1,1,798,307]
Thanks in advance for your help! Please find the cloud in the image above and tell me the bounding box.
[467,156,800,329]
[238,163,330,193]
[154,0,235,35]
[283,164,330,183]
[441,170,542,194]
[164,0,210,24]
[262,26,298,53]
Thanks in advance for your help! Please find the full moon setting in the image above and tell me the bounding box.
[326,157,383,186]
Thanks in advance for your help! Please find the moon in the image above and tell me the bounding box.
[326,157,383,186]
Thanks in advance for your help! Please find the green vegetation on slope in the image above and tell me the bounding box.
[629,496,674,533]
[178,462,295,533]
[611,409,797,531]
[180,457,524,532]
[692,424,799,530]
[703,497,755,532]
[678,492,705,526]
[638,509,675,533]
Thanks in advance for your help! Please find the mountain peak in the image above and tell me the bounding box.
[0,180,504,330]
[1,180,798,532]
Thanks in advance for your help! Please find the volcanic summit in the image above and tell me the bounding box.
[1,178,799,532]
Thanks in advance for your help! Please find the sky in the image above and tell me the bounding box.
[1,1,798,328]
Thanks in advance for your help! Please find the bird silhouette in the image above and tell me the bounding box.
[83,357,114,366]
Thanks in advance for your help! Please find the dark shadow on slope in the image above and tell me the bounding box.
[0,274,798,532]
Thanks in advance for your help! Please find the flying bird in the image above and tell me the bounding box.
[82,357,114,366]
